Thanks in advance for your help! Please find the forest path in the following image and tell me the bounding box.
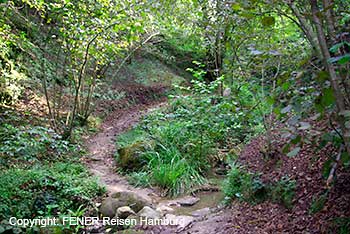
[83,96,225,234]
[84,100,167,202]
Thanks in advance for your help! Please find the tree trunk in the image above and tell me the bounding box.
[287,2,322,58]
[322,0,336,42]
[41,58,57,131]
[310,0,350,156]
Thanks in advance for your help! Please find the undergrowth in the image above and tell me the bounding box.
[126,58,186,87]
[0,124,72,168]
[222,163,296,209]
[0,163,104,221]
[0,122,105,232]
[115,67,264,196]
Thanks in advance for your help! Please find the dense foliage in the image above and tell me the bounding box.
[1,0,350,232]
[0,122,105,232]
[115,65,265,195]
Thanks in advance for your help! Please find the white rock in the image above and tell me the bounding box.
[156,205,174,215]
[164,214,194,229]
[177,215,194,230]
[137,206,161,219]
[223,88,231,96]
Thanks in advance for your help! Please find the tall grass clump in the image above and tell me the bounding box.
[116,64,263,196]
[116,93,256,196]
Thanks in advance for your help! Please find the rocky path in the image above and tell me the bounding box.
[84,99,225,234]
[85,100,166,201]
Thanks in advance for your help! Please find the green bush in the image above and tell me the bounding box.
[0,24,27,105]
[126,59,185,86]
[115,68,263,196]
[116,126,149,148]
[0,124,72,167]
[223,165,296,208]
[145,144,206,196]
[127,171,151,187]
[0,162,105,221]
[222,163,266,203]
[270,176,296,209]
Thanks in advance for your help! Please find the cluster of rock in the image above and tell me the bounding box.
[98,191,211,232]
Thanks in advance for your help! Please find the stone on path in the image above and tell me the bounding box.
[191,207,211,217]
[99,197,119,218]
[156,204,174,215]
[111,191,152,212]
[164,214,194,231]
[99,191,152,217]
[177,196,200,206]
[116,206,136,219]
[137,206,161,219]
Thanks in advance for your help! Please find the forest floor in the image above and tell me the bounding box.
[84,95,350,234]
[81,59,349,234]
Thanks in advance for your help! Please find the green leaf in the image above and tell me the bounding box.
[231,3,241,11]
[282,144,290,154]
[339,110,350,118]
[287,147,301,157]
[341,152,350,167]
[316,71,329,82]
[338,54,350,64]
[261,16,275,27]
[282,82,290,91]
[291,135,302,144]
[321,88,335,107]
[330,42,350,53]
[267,96,275,105]
[322,159,333,178]
[328,54,350,64]
[346,121,350,129]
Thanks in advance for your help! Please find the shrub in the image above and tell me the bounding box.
[0,162,105,221]
[0,124,72,168]
[145,147,206,196]
[222,163,266,203]
[270,176,296,209]
[223,165,296,208]
[127,171,151,187]
[115,71,263,196]
[0,24,27,105]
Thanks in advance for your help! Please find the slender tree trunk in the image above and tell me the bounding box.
[310,0,350,155]
[41,59,57,131]
[322,0,336,42]
[83,63,99,122]
[287,2,322,58]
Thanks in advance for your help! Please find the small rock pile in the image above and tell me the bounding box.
[97,191,210,232]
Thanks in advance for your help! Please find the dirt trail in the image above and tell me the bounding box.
[84,98,226,234]
[85,100,166,201]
